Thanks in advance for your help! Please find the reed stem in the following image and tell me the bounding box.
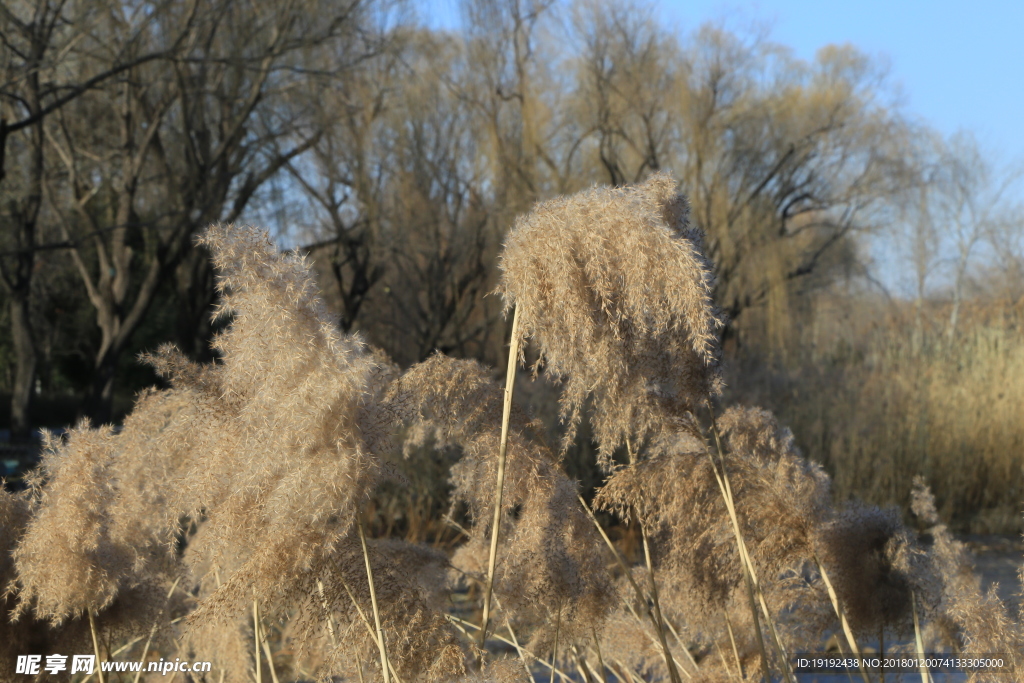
[480,305,521,648]
[359,521,392,683]
[815,555,871,683]
[578,493,687,681]
[912,590,932,683]
[88,608,107,683]
[706,398,795,683]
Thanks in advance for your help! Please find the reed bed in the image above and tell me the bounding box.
[1,175,1021,682]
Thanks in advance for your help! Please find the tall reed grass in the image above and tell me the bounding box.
[0,176,1020,682]
[730,299,1024,533]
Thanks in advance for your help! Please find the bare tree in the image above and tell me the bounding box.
[43,0,384,423]
[570,0,678,186]
[673,30,911,343]
[0,0,186,436]
[932,132,1022,339]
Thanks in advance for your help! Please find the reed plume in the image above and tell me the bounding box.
[498,172,724,467]
[911,478,1023,681]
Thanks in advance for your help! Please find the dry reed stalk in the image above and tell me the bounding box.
[253,599,280,683]
[701,436,770,681]
[254,599,263,683]
[550,605,562,683]
[641,525,685,683]
[339,575,404,683]
[706,403,796,683]
[590,626,609,683]
[358,522,391,683]
[317,578,338,647]
[660,599,700,673]
[88,608,107,683]
[446,614,575,683]
[814,555,871,683]
[611,657,645,683]
[724,612,743,680]
[505,616,534,680]
[911,591,931,683]
[571,645,589,683]
[576,493,684,682]
[356,652,366,683]
[130,576,183,683]
[480,306,522,648]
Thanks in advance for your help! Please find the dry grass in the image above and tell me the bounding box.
[730,297,1024,534]
[1,178,1021,682]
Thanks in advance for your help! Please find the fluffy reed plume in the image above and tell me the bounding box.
[595,408,832,660]
[0,487,31,599]
[0,486,50,666]
[593,405,948,679]
[455,659,530,683]
[814,502,936,638]
[137,225,397,625]
[6,224,470,681]
[11,423,178,624]
[911,479,1024,681]
[498,172,724,466]
[384,354,614,649]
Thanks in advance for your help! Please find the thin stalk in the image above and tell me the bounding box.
[814,555,871,683]
[724,612,743,680]
[88,609,107,683]
[715,643,737,682]
[611,658,646,683]
[132,576,182,683]
[254,600,280,683]
[662,605,700,673]
[359,521,392,683]
[550,606,562,683]
[505,616,534,682]
[705,446,770,682]
[584,659,605,683]
[571,645,591,683]
[591,626,609,683]
[830,631,857,683]
[253,599,263,683]
[912,591,931,683]
[134,624,158,683]
[446,614,574,683]
[621,594,692,679]
[641,525,684,683]
[317,578,338,647]
[340,576,404,683]
[706,399,796,683]
[480,305,522,647]
[577,493,685,681]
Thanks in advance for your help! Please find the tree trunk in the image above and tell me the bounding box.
[176,247,218,362]
[86,349,119,426]
[9,291,37,440]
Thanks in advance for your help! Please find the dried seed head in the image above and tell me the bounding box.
[499,173,724,468]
